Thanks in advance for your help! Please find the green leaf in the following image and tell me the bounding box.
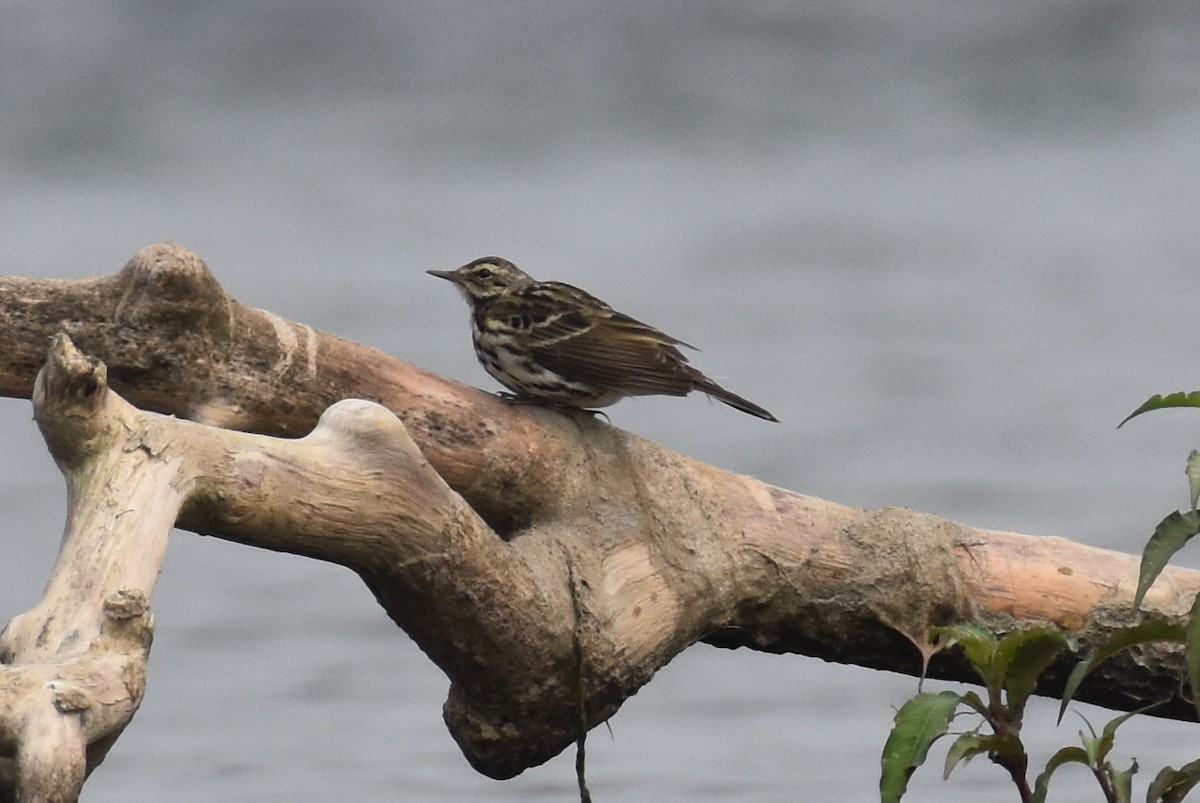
[1135,511,1200,610]
[1147,758,1200,803]
[1119,391,1200,428]
[1095,710,1140,764]
[943,731,989,779]
[1078,711,1099,739]
[958,690,988,718]
[994,627,1073,722]
[984,731,1025,766]
[1187,592,1200,721]
[1032,745,1090,803]
[1058,619,1186,724]
[1105,758,1137,803]
[880,691,962,803]
[932,623,998,690]
[1189,450,1200,515]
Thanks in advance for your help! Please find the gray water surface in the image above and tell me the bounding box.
[3,3,1200,801]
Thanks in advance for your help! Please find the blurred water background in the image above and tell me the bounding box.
[2,2,1200,801]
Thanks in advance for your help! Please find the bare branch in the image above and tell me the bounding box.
[1,244,1198,794]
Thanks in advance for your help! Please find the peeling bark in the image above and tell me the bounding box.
[0,243,1197,798]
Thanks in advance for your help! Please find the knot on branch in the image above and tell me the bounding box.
[34,334,105,410]
[98,591,154,653]
[49,684,91,715]
[102,590,149,621]
[313,399,431,468]
[32,334,111,466]
[113,242,233,336]
[843,507,976,663]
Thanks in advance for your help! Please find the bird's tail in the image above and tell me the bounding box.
[695,378,778,422]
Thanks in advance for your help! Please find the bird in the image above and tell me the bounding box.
[427,257,778,422]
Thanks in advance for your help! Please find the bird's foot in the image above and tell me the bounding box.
[493,392,611,424]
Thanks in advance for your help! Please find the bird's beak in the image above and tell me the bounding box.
[426,269,458,283]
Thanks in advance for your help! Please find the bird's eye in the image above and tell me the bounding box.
[476,267,493,279]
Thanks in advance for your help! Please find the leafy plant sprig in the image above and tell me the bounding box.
[880,625,1073,803]
[878,389,1200,802]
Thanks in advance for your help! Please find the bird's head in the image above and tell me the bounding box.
[427,257,533,303]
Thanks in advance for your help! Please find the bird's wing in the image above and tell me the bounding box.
[510,289,700,395]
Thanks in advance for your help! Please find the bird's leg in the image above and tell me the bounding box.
[494,391,541,405]
[493,392,611,424]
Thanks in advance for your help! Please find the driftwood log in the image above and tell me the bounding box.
[1,243,1198,800]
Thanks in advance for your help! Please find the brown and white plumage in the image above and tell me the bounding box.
[428,257,777,422]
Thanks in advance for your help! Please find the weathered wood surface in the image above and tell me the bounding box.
[1,243,1195,800]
